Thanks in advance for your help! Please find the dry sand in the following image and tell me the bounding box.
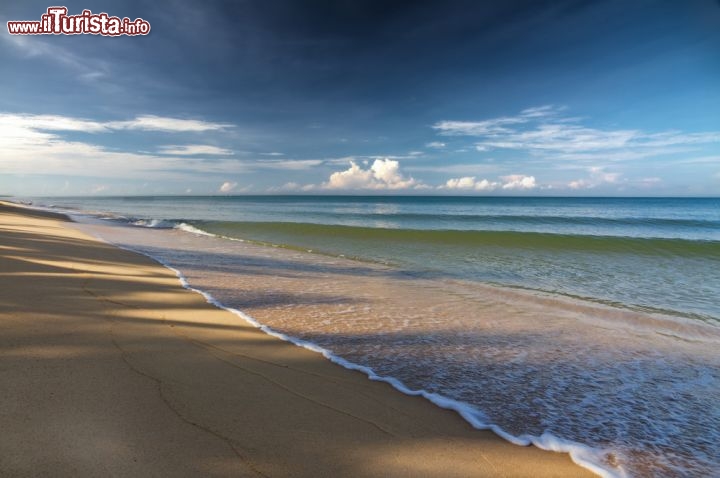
[0,201,594,477]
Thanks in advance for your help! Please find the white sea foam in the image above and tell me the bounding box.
[174,222,216,236]
[175,222,252,242]
[131,218,176,228]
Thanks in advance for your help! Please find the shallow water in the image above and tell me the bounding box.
[65,209,720,478]
[35,196,720,324]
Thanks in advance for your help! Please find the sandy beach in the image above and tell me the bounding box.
[0,201,593,477]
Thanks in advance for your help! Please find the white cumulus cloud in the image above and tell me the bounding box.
[501,175,537,190]
[444,176,499,191]
[219,181,237,193]
[324,159,419,190]
[272,182,317,192]
[443,175,536,191]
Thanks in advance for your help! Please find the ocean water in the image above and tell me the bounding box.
[27,195,720,477]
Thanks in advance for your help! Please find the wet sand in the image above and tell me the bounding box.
[0,201,594,477]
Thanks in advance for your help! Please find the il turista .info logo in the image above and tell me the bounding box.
[7,7,151,36]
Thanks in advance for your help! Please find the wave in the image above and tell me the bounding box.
[175,222,220,237]
[299,211,720,229]
[131,218,176,229]
[102,215,720,325]
[191,221,720,258]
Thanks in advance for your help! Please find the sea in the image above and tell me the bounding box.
[22,195,720,478]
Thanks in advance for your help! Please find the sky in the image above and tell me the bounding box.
[1,0,719,196]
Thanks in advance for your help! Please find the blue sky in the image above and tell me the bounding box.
[1,0,719,196]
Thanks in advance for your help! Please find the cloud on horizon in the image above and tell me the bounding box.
[324,158,419,190]
[279,158,540,193]
[219,181,237,193]
[442,174,537,191]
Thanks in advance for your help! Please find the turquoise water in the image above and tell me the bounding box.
[35,196,720,323]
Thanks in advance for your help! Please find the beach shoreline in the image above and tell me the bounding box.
[0,200,594,477]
